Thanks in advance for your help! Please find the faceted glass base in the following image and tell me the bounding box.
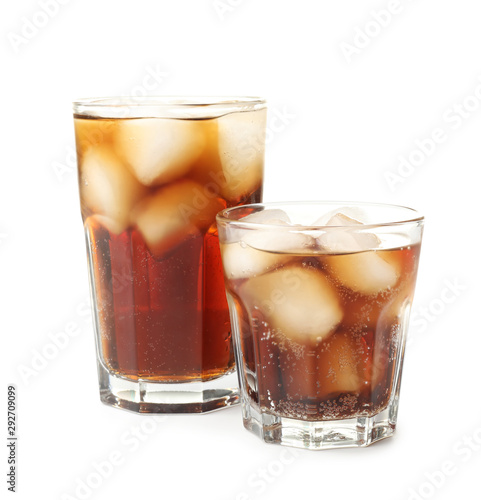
[243,400,399,450]
[97,361,239,414]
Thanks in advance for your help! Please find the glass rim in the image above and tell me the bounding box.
[216,201,424,231]
[73,96,266,118]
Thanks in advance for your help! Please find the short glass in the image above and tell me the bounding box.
[217,202,423,448]
[73,96,267,413]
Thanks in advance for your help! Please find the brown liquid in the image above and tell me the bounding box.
[76,111,265,381]
[226,244,420,420]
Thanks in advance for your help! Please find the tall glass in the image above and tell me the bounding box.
[73,97,266,413]
[217,202,423,448]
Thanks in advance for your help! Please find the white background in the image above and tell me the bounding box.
[2,1,480,499]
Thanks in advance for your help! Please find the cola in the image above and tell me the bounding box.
[74,105,266,385]
[218,206,422,423]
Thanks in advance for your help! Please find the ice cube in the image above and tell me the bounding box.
[243,228,315,254]
[318,212,399,294]
[220,242,289,280]
[317,333,363,394]
[241,266,342,344]
[377,258,414,324]
[241,209,291,224]
[133,179,224,256]
[279,331,363,400]
[312,206,369,226]
[187,119,222,187]
[79,147,146,234]
[217,109,267,201]
[115,118,205,186]
[368,270,414,388]
[317,212,380,253]
[326,252,399,295]
[224,208,292,245]
[220,211,314,279]
[74,118,117,153]
[88,214,128,235]
[240,209,314,253]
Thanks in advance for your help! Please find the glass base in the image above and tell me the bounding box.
[97,361,239,414]
[243,400,398,450]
